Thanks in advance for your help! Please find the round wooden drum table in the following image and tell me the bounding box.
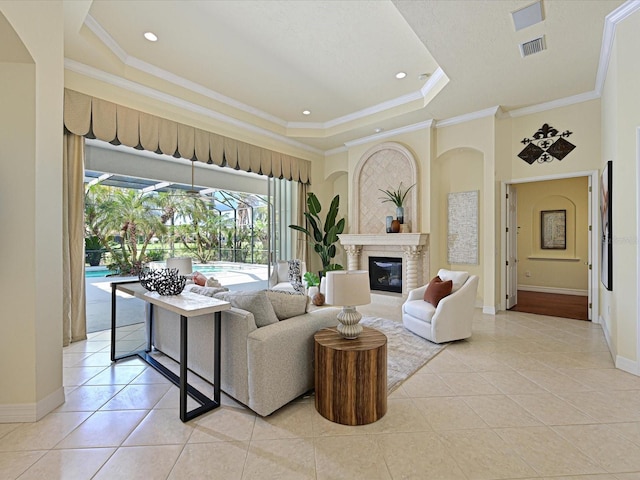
[314,326,387,425]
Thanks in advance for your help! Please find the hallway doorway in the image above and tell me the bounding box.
[503,172,599,322]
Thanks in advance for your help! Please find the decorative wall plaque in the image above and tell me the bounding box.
[519,123,575,164]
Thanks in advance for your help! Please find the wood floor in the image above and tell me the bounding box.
[509,290,589,321]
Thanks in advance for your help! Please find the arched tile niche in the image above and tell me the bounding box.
[352,142,418,234]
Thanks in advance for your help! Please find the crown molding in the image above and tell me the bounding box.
[435,106,501,128]
[84,14,444,134]
[125,56,287,127]
[317,68,445,130]
[595,0,640,95]
[84,14,128,63]
[323,145,348,156]
[507,90,600,118]
[64,59,324,156]
[343,119,434,149]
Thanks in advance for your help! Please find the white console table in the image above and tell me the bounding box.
[110,280,230,422]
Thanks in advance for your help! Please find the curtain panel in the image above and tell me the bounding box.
[63,89,311,184]
[62,133,87,346]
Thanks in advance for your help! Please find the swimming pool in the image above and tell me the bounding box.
[85,263,241,278]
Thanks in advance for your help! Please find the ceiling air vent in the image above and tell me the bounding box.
[519,36,545,57]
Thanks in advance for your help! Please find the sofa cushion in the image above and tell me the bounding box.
[424,276,453,307]
[403,300,436,324]
[264,290,308,320]
[214,290,279,328]
[437,269,469,292]
[276,261,289,281]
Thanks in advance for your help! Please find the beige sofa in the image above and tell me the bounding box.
[149,285,339,416]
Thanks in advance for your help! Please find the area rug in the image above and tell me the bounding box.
[360,316,446,394]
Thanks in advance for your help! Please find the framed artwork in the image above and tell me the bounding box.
[447,190,479,264]
[540,209,566,249]
[601,161,613,291]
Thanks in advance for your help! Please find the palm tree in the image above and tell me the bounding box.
[175,195,234,263]
[86,186,168,275]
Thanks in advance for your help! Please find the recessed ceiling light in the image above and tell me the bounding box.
[375,128,384,133]
[418,73,431,81]
[395,72,407,79]
[302,110,311,115]
[144,32,158,42]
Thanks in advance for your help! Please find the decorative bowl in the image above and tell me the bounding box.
[139,267,186,295]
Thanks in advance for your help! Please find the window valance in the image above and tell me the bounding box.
[63,89,311,184]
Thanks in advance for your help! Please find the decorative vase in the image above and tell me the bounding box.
[391,219,401,233]
[308,285,319,298]
[385,215,393,233]
[396,206,404,224]
[312,292,325,306]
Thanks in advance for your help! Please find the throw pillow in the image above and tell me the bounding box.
[424,276,453,307]
[287,259,305,293]
[264,289,308,320]
[213,290,279,328]
[437,269,469,293]
[192,271,207,286]
[205,276,222,288]
[185,284,229,297]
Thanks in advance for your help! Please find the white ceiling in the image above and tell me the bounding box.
[63,0,625,154]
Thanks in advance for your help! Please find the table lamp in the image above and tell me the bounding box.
[325,270,371,339]
[166,257,193,276]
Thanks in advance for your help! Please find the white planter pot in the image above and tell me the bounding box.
[308,286,319,298]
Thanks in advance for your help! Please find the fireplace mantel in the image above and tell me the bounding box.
[338,233,429,296]
[338,233,428,247]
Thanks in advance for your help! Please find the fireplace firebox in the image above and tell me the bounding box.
[368,256,403,293]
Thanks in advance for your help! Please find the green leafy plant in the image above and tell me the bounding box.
[303,271,320,287]
[379,182,415,207]
[289,192,345,273]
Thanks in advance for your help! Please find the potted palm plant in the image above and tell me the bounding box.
[289,192,345,274]
[379,182,415,224]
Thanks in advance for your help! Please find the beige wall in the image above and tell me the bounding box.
[511,100,602,179]
[601,10,640,369]
[0,1,65,419]
[514,177,589,293]
[435,116,497,310]
[432,148,484,303]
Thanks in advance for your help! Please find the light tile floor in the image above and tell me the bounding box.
[3,305,640,479]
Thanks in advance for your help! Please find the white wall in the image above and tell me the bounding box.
[601,9,640,372]
[0,1,65,421]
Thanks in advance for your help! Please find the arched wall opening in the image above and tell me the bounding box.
[431,147,484,305]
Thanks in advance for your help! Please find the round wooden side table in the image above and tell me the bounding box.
[314,326,387,425]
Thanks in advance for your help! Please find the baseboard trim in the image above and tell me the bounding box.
[517,285,588,296]
[0,387,65,423]
[616,355,640,377]
[483,305,497,315]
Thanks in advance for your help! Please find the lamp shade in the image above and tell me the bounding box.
[325,270,371,307]
[166,257,193,275]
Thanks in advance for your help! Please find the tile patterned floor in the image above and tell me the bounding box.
[2,305,640,479]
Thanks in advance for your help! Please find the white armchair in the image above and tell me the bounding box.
[268,260,307,293]
[402,270,479,344]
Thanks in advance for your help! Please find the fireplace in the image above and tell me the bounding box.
[368,256,403,293]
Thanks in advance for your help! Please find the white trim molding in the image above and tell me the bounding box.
[343,120,434,149]
[435,106,502,128]
[0,388,64,423]
[64,59,324,157]
[517,285,588,296]
[84,12,447,135]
